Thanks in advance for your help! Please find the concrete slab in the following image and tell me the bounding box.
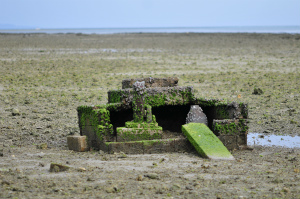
[182,123,235,160]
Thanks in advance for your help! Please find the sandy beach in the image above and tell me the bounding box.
[0,33,300,198]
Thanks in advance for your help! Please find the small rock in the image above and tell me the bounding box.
[1,180,11,185]
[263,130,271,134]
[12,108,20,116]
[250,185,256,189]
[0,148,3,157]
[144,173,159,179]
[49,163,70,172]
[171,184,181,190]
[136,175,143,181]
[87,177,95,181]
[36,143,47,149]
[105,185,118,193]
[78,167,86,172]
[201,163,210,169]
[118,152,127,158]
[282,187,290,193]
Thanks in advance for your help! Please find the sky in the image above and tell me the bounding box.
[1,0,300,29]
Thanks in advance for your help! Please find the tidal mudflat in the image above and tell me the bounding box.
[0,33,300,198]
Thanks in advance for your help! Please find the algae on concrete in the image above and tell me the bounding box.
[182,123,235,160]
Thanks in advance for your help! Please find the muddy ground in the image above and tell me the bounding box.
[0,33,300,198]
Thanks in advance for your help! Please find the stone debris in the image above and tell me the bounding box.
[144,173,159,179]
[12,108,20,116]
[49,163,70,172]
[36,143,47,150]
[67,135,88,152]
[136,175,143,181]
[105,185,118,193]
[186,105,208,125]
[77,167,86,172]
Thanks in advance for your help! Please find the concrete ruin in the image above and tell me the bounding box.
[76,77,248,155]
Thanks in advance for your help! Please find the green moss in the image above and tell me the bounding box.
[77,105,94,130]
[144,92,167,107]
[213,119,248,135]
[182,123,234,159]
[152,115,156,123]
[239,119,249,133]
[117,126,162,141]
[108,90,123,103]
[125,121,159,128]
[239,103,248,118]
[132,90,145,122]
[77,105,113,141]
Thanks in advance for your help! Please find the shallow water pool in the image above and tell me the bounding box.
[247,133,300,148]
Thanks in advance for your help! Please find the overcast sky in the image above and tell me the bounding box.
[1,0,300,29]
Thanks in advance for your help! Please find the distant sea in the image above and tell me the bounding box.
[0,26,299,34]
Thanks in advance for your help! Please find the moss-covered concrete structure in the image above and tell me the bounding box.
[77,77,249,155]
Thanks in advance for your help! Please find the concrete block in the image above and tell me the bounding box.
[182,123,235,160]
[67,135,88,152]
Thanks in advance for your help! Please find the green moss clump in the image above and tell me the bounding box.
[107,90,123,103]
[77,105,113,141]
[213,119,248,135]
[117,125,163,142]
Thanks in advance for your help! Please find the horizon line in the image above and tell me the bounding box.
[1,25,300,31]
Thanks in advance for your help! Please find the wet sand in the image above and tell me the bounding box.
[0,33,300,198]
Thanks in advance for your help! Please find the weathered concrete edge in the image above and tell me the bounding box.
[103,138,193,154]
